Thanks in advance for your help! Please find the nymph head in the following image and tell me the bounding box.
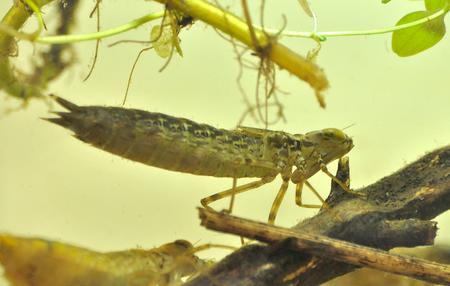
[302,128,354,163]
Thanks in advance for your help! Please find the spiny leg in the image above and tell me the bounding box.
[201,176,275,210]
[226,177,245,245]
[320,163,361,196]
[268,179,289,224]
[189,243,238,254]
[295,181,323,209]
[227,178,238,213]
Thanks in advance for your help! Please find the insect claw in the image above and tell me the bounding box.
[200,198,212,210]
[220,209,231,215]
[221,208,232,215]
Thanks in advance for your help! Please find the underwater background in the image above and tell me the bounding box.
[0,1,449,284]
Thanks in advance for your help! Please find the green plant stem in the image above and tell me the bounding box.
[23,0,46,36]
[0,0,54,100]
[267,6,448,40]
[36,11,165,44]
[151,0,329,95]
[21,4,447,45]
[2,0,442,101]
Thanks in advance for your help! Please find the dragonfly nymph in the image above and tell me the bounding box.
[45,95,354,224]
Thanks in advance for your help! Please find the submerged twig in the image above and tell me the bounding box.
[198,208,447,285]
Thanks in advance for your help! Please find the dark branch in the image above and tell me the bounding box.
[185,145,450,286]
[197,208,448,284]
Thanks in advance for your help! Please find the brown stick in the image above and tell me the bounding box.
[199,208,449,285]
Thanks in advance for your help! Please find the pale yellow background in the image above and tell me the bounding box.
[0,0,449,281]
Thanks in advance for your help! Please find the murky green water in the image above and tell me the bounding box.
[0,1,449,285]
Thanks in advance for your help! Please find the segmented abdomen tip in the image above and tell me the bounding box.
[41,117,71,129]
[49,94,79,111]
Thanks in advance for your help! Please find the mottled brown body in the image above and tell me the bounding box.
[46,96,354,223]
[46,97,352,182]
[47,97,275,178]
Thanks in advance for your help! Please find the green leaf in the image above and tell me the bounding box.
[425,0,449,11]
[392,11,446,57]
[382,0,391,3]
